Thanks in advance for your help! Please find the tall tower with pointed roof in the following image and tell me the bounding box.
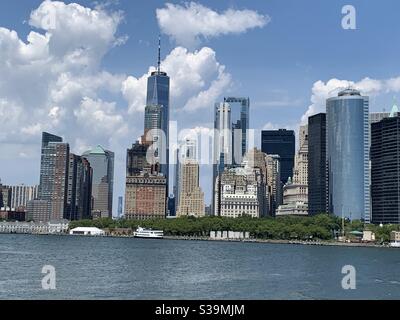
[145,36,170,192]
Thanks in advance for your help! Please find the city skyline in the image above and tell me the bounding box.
[3,0,400,214]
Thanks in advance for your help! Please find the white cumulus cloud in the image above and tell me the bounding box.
[156,2,269,48]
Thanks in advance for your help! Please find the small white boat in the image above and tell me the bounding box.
[134,227,164,239]
[390,241,400,248]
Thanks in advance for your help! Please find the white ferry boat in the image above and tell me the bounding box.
[134,227,164,239]
[390,241,400,248]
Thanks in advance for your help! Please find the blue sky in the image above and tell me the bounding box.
[0,0,399,210]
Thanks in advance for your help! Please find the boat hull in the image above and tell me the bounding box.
[134,234,164,239]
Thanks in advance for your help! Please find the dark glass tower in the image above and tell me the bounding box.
[66,154,92,221]
[146,37,170,192]
[371,114,400,224]
[224,97,250,165]
[308,113,327,215]
[82,146,114,219]
[261,129,295,184]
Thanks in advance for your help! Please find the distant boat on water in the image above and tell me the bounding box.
[134,227,164,239]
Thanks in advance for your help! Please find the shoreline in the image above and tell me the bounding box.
[162,236,390,249]
[0,232,393,249]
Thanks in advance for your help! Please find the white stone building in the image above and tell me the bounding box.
[277,125,309,216]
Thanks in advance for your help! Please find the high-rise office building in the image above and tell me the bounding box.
[276,125,309,216]
[242,148,268,217]
[177,157,205,217]
[261,129,295,184]
[26,199,51,222]
[124,40,169,220]
[371,113,400,224]
[265,154,281,216]
[66,154,92,221]
[118,196,123,218]
[308,113,327,216]
[82,146,114,218]
[0,182,11,209]
[39,132,63,200]
[327,88,370,221]
[224,97,250,165]
[213,102,232,215]
[214,102,232,169]
[167,195,176,217]
[146,37,170,191]
[125,172,167,220]
[213,98,250,169]
[143,104,166,167]
[8,185,39,211]
[175,139,197,210]
[212,98,250,215]
[39,133,69,220]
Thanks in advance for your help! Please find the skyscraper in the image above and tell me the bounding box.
[125,173,167,220]
[214,102,232,169]
[66,154,92,221]
[82,146,114,218]
[39,132,63,201]
[175,139,197,209]
[146,37,170,191]
[265,154,281,216]
[176,139,205,217]
[39,133,69,220]
[0,182,11,209]
[8,185,39,211]
[308,113,327,216]
[276,125,308,216]
[224,97,250,165]
[118,196,123,218]
[261,129,295,184]
[327,88,370,221]
[371,113,400,224]
[212,102,231,215]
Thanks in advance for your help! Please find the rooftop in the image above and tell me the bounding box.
[338,88,361,97]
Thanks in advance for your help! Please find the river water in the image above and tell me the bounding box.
[0,234,399,299]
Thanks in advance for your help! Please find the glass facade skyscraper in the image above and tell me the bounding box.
[146,70,170,191]
[261,129,295,184]
[82,146,114,218]
[66,154,92,221]
[308,113,327,216]
[327,89,370,222]
[371,114,400,224]
[224,97,250,165]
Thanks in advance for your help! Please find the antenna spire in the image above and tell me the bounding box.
[157,34,161,73]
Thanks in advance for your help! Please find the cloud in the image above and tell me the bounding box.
[74,97,128,138]
[0,1,238,212]
[253,98,304,109]
[156,2,269,48]
[301,77,400,124]
[29,0,126,69]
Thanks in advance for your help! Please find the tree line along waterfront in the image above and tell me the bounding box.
[68,214,400,243]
